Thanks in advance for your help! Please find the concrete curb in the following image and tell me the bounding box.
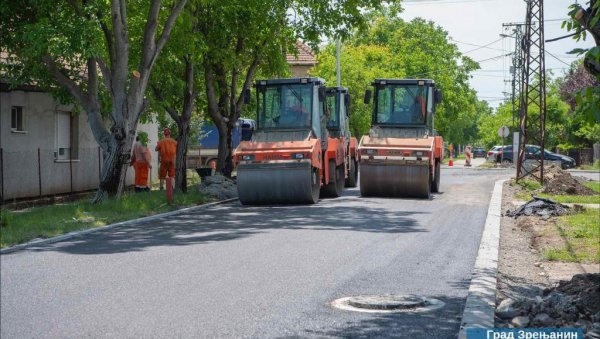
[458,179,506,338]
[441,166,508,171]
[0,198,238,255]
[567,169,600,174]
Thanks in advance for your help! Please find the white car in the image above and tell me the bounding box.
[486,145,503,162]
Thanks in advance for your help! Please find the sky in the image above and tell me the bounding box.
[399,0,594,109]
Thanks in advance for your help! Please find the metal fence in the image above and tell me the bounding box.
[556,147,596,166]
[0,147,103,202]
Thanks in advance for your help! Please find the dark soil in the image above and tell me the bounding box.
[538,165,596,196]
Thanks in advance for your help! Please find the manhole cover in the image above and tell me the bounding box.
[331,294,445,313]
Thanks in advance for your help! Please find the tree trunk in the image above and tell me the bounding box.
[217,123,229,175]
[175,120,190,192]
[93,134,132,203]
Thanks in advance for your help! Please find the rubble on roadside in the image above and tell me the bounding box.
[495,273,600,337]
[507,196,570,219]
[531,165,596,196]
[195,175,237,200]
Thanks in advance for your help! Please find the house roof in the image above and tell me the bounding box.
[286,41,316,66]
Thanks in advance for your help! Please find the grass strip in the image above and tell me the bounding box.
[543,209,600,263]
[0,189,208,248]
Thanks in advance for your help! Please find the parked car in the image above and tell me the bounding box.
[486,145,503,161]
[496,145,576,169]
[472,147,486,158]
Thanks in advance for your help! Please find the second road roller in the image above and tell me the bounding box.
[359,79,444,198]
[234,77,356,205]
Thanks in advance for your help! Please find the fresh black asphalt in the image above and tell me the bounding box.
[1,167,512,338]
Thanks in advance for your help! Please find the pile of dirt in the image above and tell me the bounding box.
[534,165,596,195]
[507,197,570,219]
[195,175,237,200]
[496,273,600,336]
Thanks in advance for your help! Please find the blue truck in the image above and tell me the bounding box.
[188,118,255,169]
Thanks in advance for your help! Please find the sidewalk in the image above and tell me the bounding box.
[443,158,487,168]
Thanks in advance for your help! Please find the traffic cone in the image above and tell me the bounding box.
[448,155,454,167]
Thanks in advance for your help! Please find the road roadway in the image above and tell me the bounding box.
[1,167,512,338]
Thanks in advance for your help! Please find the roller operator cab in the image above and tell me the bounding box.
[359,79,444,198]
[234,77,335,205]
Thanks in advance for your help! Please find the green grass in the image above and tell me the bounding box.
[518,179,542,191]
[578,160,600,171]
[537,194,600,204]
[583,181,600,193]
[543,209,600,263]
[510,179,600,204]
[538,183,600,204]
[0,189,208,248]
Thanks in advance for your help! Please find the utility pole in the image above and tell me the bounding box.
[336,38,341,87]
[501,24,525,132]
[516,0,547,184]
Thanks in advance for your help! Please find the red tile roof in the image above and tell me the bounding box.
[286,41,316,66]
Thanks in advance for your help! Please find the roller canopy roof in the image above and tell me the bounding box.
[371,79,436,86]
[255,77,325,86]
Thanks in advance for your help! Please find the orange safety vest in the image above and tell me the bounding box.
[156,138,177,162]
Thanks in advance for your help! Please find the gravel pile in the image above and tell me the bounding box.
[196,175,238,200]
[537,165,596,196]
[507,196,570,219]
[496,274,600,337]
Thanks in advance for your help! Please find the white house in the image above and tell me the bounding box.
[0,82,159,201]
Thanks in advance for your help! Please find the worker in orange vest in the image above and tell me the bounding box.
[155,128,177,190]
[130,132,152,192]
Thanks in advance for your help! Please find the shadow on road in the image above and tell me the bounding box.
[24,199,429,255]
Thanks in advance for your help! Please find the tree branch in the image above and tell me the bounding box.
[96,57,112,91]
[42,55,87,106]
[88,57,99,104]
[574,4,600,46]
[154,0,187,60]
[235,56,261,110]
[203,63,223,127]
[96,9,115,72]
[183,56,195,121]
[151,84,180,124]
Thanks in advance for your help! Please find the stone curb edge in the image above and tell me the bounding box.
[566,169,600,174]
[458,179,507,338]
[0,198,238,255]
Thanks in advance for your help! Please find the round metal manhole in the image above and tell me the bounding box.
[331,294,445,313]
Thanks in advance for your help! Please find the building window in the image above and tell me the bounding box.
[11,106,25,132]
[54,110,79,160]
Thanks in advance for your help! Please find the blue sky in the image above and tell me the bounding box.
[400,0,594,108]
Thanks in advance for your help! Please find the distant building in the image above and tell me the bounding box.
[286,41,317,77]
[0,53,158,201]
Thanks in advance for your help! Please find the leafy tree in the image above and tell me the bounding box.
[558,62,600,147]
[0,0,187,202]
[563,0,600,123]
[197,0,400,177]
[477,102,512,149]
[150,3,205,193]
[312,14,481,146]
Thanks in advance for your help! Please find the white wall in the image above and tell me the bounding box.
[0,89,158,200]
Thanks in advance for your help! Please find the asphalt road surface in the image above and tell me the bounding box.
[1,167,512,338]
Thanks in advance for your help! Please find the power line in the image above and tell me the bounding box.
[475,53,513,63]
[451,39,507,52]
[545,50,571,67]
